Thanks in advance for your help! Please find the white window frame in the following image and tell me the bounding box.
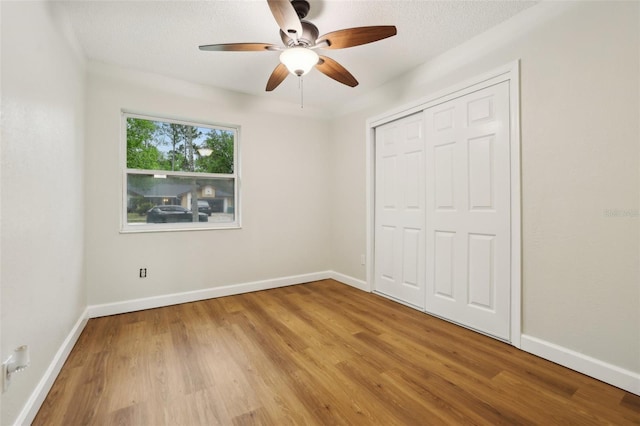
[120,111,241,233]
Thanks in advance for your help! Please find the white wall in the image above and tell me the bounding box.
[329,110,370,280]
[84,65,332,306]
[2,2,638,422]
[0,2,86,424]
[330,1,640,376]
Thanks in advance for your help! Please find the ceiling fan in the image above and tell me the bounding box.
[199,0,397,91]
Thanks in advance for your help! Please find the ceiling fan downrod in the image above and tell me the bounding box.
[291,0,310,19]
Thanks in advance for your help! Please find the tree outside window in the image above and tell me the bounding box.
[123,113,239,231]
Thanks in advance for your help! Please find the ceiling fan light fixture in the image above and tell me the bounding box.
[197,147,213,157]
[279,47,319,77]
[200,0,397,92]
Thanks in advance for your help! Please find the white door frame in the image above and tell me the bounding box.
[365,61,522,347]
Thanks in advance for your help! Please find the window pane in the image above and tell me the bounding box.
[127,174,236,225]
[126,117,234,174]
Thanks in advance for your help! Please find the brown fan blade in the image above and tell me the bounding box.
[266,63,289,91]
[199,43,277,52]
[316,56,358,87]
[317,26,397,49]
[267,0,303,38]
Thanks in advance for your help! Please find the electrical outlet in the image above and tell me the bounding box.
[3,345,30,392]
[139,268,147,278]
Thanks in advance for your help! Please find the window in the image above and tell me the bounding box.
[122,112,239,232]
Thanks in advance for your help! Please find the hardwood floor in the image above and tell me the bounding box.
[34,280,640,425]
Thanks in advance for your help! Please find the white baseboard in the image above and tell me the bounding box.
[15,277,639,426]
[521,334,640,396]
[15,308,89,426]
[15,272,368,425]
[87,271,333,318]
[17,271,342,424]
[330,271,369,292]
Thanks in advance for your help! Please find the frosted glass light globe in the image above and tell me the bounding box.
[279,47,319,76]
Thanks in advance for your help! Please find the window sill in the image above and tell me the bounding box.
[120,222,241,234]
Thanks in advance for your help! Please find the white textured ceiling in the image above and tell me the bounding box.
[57,0,538,111]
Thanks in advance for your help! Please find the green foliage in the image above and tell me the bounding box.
[197,129,234,174]
[135,201,155,216]
[128,145,164,170]
[127,117,234,174]
[159,123,189,171]
[179,125,202,172]
[128,196,155,216]
[126,118,162,169]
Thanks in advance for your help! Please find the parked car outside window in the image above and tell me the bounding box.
[123,113,240,233]
[146,205,208,223]
[197,200,212,216]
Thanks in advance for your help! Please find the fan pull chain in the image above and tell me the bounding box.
[299,76,304,109]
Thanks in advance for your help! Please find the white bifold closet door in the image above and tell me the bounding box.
[425,81,511,340]
[374,112,426,309]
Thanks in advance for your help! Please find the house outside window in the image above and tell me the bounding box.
[122,112,240,232]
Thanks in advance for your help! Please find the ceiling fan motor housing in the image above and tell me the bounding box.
[199,0,397,91]
[280,20,319,47]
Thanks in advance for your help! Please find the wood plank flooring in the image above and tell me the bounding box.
[34,280,640,425]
